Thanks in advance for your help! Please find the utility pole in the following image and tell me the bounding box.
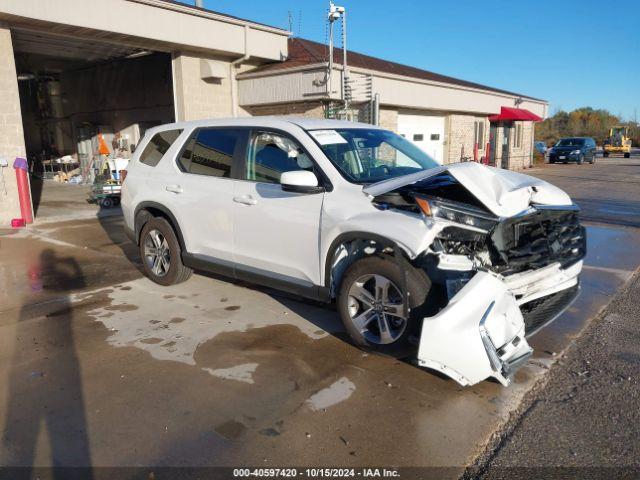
[327,2,347,114]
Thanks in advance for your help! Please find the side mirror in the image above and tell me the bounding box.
[281,170,324,194]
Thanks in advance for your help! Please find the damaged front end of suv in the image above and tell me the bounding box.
[365,163,586,387]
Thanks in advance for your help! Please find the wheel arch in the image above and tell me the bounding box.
[134,202,186,251]
[323,231,415,299]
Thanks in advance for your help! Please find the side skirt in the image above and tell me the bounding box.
[182,253,331,303]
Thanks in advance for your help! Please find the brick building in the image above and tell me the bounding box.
[238,38,547,170]
[0,0,547,225]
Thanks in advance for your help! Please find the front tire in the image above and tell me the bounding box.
[624,152,630,158]
[337,255,431,358]
[577,154,584,165]
[139,217,192,286]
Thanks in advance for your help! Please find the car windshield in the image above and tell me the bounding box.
[556,138,585,147]
[308,128,440,184]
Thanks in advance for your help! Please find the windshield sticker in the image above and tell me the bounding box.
[309,130,348,145]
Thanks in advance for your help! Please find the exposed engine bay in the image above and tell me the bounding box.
[367,167,586,386]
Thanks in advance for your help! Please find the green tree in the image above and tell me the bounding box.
[535,107,620,146]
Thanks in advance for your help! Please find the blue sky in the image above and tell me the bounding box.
[203,0,640,121]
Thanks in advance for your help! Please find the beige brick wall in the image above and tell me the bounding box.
[378,108,398,132]
[494,121,534,170]
[0,24,27,225]
[445,114,490,164]
[172,52,235,121]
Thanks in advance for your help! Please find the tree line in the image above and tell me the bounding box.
[535,107,639,146]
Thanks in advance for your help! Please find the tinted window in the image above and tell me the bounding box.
[178,128,242,177]
[556,138,585,147]
[245,131,314,184]
[139,129,183,167]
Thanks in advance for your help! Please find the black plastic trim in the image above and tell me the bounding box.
[323,231,405,290]
[182,253,331,302]
[134,202,186,251]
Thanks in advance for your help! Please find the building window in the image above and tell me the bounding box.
[139,129,183,167]
[474,121,485,147]
[515,123,523,149]
[430,134,440,141]
[413,134,424,141]
[178,128,243,177]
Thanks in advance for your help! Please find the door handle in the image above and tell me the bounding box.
[233,195,257,206]
[165,184,183,194]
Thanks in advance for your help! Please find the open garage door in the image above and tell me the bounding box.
[13,28,175,220]
[398,113,445,164]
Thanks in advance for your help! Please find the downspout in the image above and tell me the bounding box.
[230,25,250,117]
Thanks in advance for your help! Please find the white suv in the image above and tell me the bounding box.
[122,117,585,387]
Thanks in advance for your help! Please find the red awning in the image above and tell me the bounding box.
[488,107,543,122]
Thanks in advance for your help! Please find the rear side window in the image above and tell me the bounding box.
[139,129,183,167]
[178,128,243,177]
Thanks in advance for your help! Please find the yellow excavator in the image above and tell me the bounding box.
[603,126,632,158]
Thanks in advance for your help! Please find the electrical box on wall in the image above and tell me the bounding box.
[200,59,227,81]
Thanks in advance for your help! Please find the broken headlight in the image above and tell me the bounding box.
[414,195,498,232]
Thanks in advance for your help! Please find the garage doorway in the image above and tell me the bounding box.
[398,113,445,164]
[13,29,175,220]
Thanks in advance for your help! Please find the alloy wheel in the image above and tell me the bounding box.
[143,229,171,277]
[347,274,407,345]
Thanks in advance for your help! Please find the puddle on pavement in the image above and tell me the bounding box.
[82,279,333,368]
[306,377,356,411]
[583,224,640,271]
[215,420,247,440]
[203,363,259,384]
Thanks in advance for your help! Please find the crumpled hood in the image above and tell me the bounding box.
[363,162,573,217]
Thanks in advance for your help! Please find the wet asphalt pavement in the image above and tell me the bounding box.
[468,271,640,479]
[464,157,640,477]
[0,157,639,477]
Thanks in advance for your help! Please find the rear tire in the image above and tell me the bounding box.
[604,151,609,157]
[337,255,431,358]
[139,217,192,286]
[624,152,630,158]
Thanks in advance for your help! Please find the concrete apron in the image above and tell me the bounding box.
[0,220,638,472]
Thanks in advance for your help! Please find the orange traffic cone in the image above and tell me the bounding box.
[98,134,110,155]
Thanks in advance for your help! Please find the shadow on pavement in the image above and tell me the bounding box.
[29,177,44,218]
[2,250,93,479]
[97,211,144,274]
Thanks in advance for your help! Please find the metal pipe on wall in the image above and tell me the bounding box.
[230,25,250,117]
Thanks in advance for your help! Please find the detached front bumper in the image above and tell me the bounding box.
[417,261,581,387]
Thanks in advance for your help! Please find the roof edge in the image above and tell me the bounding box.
[242,37,547,103]
[131,0,291,35]
[239,61,548,104]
